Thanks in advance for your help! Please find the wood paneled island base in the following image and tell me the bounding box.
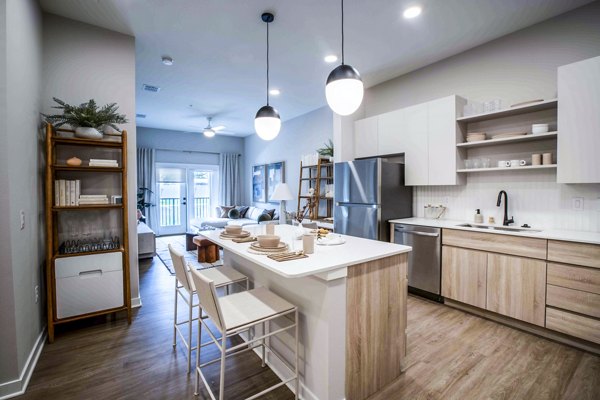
[346,254,408,400]
[199,225,411,400]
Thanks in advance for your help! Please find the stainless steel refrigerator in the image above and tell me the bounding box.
[334,158,413,242]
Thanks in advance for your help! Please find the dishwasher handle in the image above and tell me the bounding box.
[394,226,440,237]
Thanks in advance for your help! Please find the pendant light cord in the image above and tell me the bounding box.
[341,0,345,65]
[266,21,270,105]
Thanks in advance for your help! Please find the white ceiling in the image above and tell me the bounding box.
[39,0,593,136]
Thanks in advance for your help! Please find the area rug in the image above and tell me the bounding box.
[155,235,222,275]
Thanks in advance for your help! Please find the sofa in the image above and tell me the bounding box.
[137,221,156,259]
[190,206,278,231]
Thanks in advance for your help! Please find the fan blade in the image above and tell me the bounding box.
[212,125,226,131]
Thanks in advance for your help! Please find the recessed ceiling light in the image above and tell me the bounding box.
[269,89,281,96]
[403,6,422,19]
[324,55,338,63]
[161,56,174,66]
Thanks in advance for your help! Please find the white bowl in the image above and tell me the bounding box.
[531,124,549,134]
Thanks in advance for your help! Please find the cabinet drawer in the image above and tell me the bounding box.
[546,307,600,345]
[55,252,124,319]
[547,240,600,269]
[547,263,600,295]
[442,229,547,259]
[547,285,600,319]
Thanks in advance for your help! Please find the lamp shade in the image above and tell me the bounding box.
[254,105,281,141]
[325,64,364,116]
[270,183,294,201]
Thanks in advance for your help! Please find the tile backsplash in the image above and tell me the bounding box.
[414,170,600,232]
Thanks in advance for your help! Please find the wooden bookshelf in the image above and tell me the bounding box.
[44,124,131,343]
[297,159,334,220]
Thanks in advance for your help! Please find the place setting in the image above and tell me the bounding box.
[219,225,253,241]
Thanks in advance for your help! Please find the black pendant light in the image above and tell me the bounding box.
[325,0,364,116]
[254,12,281,141]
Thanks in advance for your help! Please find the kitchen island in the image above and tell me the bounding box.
[198,224,411,400]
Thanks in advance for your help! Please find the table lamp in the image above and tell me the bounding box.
[270,183,294,224]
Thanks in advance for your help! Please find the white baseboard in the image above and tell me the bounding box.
[131,297,142,308]
[0,328,46,400]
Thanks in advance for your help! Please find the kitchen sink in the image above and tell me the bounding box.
[456,223,542,233]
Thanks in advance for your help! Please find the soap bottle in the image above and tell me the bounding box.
[474,209,483,224]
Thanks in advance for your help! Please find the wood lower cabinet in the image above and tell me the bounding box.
[441,246,487,308]
[486,254,546,326]
[546,307,600,345]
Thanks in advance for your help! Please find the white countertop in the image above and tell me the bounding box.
[389,217,600,245]
[199,224,411,278]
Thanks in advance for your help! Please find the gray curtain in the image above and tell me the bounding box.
[137,147,158,230]
[219,153,241,206]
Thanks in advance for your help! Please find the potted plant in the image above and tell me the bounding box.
[43,97,128,139]
[317,139,334,161]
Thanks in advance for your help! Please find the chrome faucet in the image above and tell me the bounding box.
[496,190,514,226]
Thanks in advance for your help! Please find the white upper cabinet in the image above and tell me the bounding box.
[354,116,379,159]
[557,56,600,183]
[428,96,464,186]
[403,104,429,186]
[353,95,464,186]
[378,108,405,155]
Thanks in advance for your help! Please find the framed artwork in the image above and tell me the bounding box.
[266,161,285,203]
[252,164,266,203]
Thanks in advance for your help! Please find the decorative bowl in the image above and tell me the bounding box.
[225,225,243,234]
[257,235,281,248]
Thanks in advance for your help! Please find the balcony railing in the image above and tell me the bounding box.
[159,197,211,227]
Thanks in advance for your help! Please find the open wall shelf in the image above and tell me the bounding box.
[457,99,558,123]
[456,131,557,149]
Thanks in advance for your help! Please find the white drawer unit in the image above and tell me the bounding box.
[55,252,124,319]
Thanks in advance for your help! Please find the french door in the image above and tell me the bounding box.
[156,164,218,236]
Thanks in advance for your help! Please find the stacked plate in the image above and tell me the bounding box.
[219,230,251,239]
[466,132,486,142]
[250,242,288,253]
[491,131,527,140]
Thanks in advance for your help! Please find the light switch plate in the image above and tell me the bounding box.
[572,197,584,211]
[19,210,25,230]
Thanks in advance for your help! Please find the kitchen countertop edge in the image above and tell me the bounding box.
[389,217,600,245]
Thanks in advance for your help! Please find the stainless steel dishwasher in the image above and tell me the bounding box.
[393,224,442,301]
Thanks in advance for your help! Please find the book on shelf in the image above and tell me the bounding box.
[78,194,109,205]
[55,179,80,206]
[89,158,118,167]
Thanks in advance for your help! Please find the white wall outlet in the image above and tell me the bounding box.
[19,210,25,230]
[34,285,39,304]
[572,197,584,211]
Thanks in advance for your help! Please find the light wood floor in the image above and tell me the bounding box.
[19,255,600,399]
[369,297,600,400]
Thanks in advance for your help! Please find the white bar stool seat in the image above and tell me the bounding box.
[168,244,249,374]
[190,268,299,400]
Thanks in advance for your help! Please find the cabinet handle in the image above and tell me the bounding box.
[79,269,103,277]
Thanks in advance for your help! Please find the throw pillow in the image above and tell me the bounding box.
[235,206,249,218]
[257,213,272,223]
[228,208,240,219]
[219,205,235,218]
[264,209,276,219]
[247,207,266,221]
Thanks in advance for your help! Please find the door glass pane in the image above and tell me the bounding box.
[158,168,185,183]
[159,182,182,227]
[191,170,212,221]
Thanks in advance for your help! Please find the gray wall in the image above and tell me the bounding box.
[359,1,600,231]
[244,106,333,212]
[0,0,44,394]
[364,1,600,117]
[42,14,140,302]
[137,126,245,166]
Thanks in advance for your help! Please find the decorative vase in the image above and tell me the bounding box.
[103,125,121,136]
[66,157,82,166]
[74,127,102,139]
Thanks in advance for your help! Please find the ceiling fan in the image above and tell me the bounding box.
[201,117,226,138]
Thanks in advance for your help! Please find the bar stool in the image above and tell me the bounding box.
[168,244,249,373]
[189,268,299,400]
